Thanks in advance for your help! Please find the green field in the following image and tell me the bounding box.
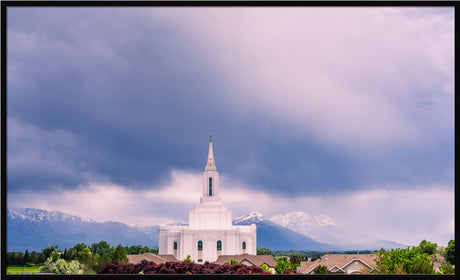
[7,266,41,274]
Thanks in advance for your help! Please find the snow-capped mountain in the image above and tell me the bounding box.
[233,211,336,251]
[269,211,343,244]
[8,208,98,224]
[270,211,337,229]
[233,211,265,224]
[7,208,404,253]
[269,211,406,250]
[7,208,158,252]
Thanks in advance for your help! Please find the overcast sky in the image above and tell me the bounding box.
[7,7,454,247]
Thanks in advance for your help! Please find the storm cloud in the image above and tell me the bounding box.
[6,7,454,246]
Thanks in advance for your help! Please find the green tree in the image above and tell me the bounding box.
[73,243,87,253]
[77,248,92,265]
[440,263,455,274]
[375,245,434,274]
[141,246,150,254]
[419,240,438,255]
[90,243,98,256]
[445,240,455,265]
[260,264,272,273]
[274,259,292,274]
[91,241,112,257]
[310,252,321,261]
[224,259,241,265]
[51,252,61,262]
[257,247,274,256]
[100,241,112,256]
[183,255,194,262]
[438,246,446,257]
[64,248,77,261]
[30,251,39,264]
[24,249,30,263]
[38,253,47,264]
[91,253,112,274]
[289,255,302,269]
[15,251,25,265]
[314,265,329,274]
[112,244,129,264]
[394,263,407,274]
[411,255,434,274]
[42,246,56,259]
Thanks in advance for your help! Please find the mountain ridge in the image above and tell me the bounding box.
[268,211,407,250]
[7,208,404,252]
[7,208,158,252]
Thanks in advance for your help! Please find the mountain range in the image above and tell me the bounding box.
[7,208,158,252]
[7,208,405,252]
[268,211,406,250]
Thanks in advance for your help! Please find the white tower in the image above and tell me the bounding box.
[158,132,257,263]
[189,131,232,230]
[200,131,220,204]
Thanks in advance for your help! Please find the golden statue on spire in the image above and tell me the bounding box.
[209,130,212,142]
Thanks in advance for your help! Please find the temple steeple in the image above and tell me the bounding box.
[201,131,219,203]
[205,131,216,171]
[160,131,257,263]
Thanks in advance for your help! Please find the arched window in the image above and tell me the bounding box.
[242,242,246,250]
[217,240,222,251]
[198,240,203,251]
[208,178,213,196]
[174,242,177,250]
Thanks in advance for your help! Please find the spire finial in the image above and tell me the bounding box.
[209,130,212,143]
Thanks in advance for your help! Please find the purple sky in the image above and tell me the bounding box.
[6,7,454,246]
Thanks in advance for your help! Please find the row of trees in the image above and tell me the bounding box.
[38,243,133,274]
[259,239,455,275]
[310,240,455,275]
[7,241,158,266]
[374,239,455,275]
[6,250,46,266]
[7,241,158,274]
[8,239,454,274]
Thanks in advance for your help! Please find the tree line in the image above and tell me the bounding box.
[257,239,455,274]
[7,241,158,269]
[7,239,455,274]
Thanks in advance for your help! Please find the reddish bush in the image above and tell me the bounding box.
[282,269,297,274]
[100,260,272,274]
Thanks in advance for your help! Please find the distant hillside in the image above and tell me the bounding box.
[7,208,158,252]
[233,211,336,251]
[269,211,406,250]
[7,208,404,253]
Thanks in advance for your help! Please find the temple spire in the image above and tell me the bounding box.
[205,131,216,170]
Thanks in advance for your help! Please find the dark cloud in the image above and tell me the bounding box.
[7,8,454,197]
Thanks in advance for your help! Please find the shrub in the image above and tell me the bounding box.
[314,264,329,274]
[100,260,272,274]
[39,257,82,274]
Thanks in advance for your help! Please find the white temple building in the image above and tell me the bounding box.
[158,132,257,263]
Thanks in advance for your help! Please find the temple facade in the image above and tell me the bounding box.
[158,133,257,263]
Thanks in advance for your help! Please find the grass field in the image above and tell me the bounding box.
[7,266,41,274]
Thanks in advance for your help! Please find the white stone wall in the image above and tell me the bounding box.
[159,225,256,263]
[188,204,232,230]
